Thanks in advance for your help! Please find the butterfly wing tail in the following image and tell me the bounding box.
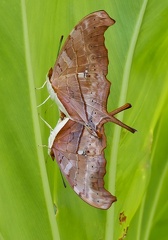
[96,103,136,134]
[108,115,137,133]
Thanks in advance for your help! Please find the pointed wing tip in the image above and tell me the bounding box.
[90,10,115,26]
[95,195,117,210]
[80,191,117,210]
[98,10,116,25]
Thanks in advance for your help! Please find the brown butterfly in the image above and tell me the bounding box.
[47,10,136,137]
[47,10,136,209]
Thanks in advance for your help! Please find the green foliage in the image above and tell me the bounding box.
[0,0,167,239]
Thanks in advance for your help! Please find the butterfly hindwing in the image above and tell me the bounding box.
[49,118,116,209]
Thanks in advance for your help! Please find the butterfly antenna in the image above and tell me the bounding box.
[59,168,67,188]
[56,35,64,58]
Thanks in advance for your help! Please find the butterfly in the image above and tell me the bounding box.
[46,10,136,209]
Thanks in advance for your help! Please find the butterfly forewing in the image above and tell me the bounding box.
[53,11,115,77]
[48,11,117,135]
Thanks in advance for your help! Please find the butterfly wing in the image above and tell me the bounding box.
[48,11,115,132]
[49,118,116,209]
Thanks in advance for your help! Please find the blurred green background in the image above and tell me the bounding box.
[0,0,167,239]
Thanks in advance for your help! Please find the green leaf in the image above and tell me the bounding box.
[0,1,59,239]
[0,0,167,240]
